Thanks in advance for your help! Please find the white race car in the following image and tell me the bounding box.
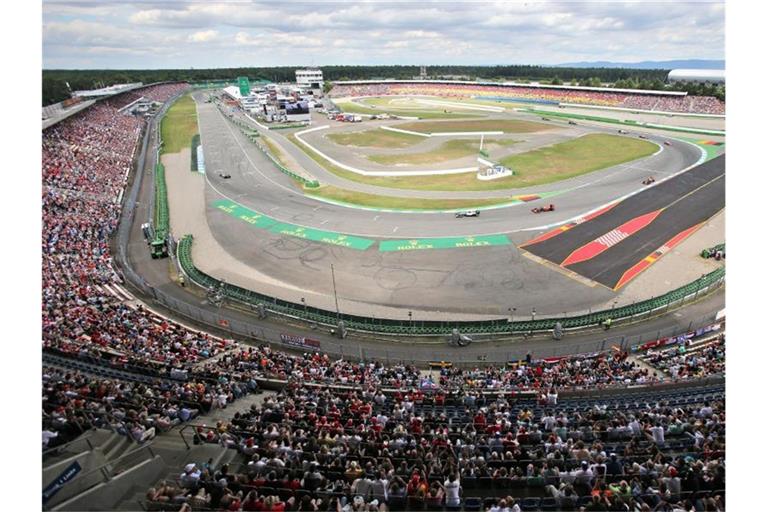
[455,210,480,218]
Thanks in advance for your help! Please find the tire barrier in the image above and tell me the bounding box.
[177,235,725,337]
[701,243,725,259]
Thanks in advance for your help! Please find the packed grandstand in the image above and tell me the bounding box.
[329,82,725,115]
[41,81,725,511]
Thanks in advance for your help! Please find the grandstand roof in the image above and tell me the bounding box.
[71,82,144,98]
[222,85,243,99]
[668,69,725,84]
[42,99,96,131]
[334,79,687,97]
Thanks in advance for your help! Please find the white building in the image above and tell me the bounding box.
[296,69,324,89]
[222,86,267,113]
[240,95,263,112]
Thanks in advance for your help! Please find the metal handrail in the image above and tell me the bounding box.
[176,234,725,337]
[178,423,245,451]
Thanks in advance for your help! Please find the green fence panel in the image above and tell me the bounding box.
[177,235,725,337]
[190,134,200,172]
[151,162,170,257]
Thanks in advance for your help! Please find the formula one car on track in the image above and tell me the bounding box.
[218,172,231,179]
[455,210,480,218]
[531,204,555,214]
[642,177,656,185]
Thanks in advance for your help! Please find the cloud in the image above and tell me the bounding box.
[188,30,218,43]
[44,19,146,48]
[43,0,725,69]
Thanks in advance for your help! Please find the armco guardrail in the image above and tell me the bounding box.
[177,234,725,336]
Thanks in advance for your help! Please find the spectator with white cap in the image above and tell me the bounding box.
[179,462,201,489]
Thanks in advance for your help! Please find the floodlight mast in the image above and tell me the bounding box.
[331,263,341,321]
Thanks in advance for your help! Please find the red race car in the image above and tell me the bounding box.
[531,204,555,214]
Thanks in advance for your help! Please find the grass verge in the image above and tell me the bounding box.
[161,94,199,154]
[394,119,552,133]
[261,135,290,167]
[495,133,658,186]
[326,129,423,148]
[288,133,656,192]
[367,138,517,165]
[334,100,479,119]
[304,184,516,210]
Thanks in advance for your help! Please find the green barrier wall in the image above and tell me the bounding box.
[151,163,169,257]
[177,235,725,336]
[190,134,200,172]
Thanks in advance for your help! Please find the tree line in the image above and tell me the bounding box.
[42,66,723,106]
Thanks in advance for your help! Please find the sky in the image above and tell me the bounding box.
[42,0,725,69]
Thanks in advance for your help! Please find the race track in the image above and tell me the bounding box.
[185,91,717,317]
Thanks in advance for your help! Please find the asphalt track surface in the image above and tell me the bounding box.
[189,91,718,316]
[524,155,725,289]
[201,94,704,239]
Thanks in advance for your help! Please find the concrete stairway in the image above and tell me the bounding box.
[114,441,240,511]
[44,390,271,510]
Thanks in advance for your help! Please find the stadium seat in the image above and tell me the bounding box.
[540,497,559,511]
[464,497,482,511]
[521,497,540,511]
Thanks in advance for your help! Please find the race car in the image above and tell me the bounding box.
[531,204,555,214]
[618,129,629,134]
[642,177,656,185]
[455,210,480,218]
[568,120,578,125]
[218,172,231,179]
[638,134,648,139]
[663,141,671,146]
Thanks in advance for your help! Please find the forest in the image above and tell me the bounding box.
[42,65,724,106]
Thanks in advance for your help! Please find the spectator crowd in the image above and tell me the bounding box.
[329,82,725,115]
[146,380,724,511]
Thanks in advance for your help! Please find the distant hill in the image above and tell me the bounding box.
[557,59,725,70]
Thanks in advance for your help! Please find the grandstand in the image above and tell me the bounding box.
[330,81,725,115]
